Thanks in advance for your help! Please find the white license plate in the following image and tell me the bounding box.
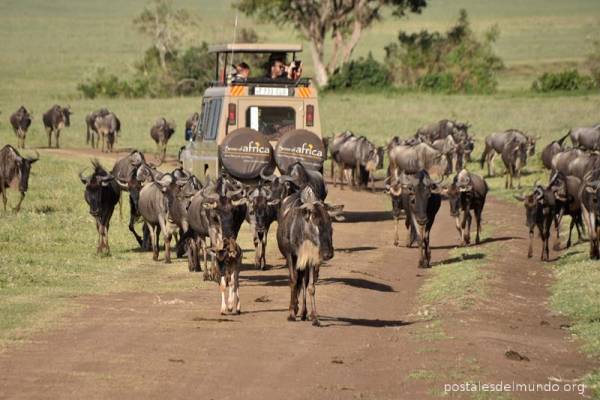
[254,87,289,96]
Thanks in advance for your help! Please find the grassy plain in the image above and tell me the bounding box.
[0,1,599,385]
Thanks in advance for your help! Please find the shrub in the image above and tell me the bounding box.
[78,42,215,98]
[77,68,141,99]
[531,69,596,92]
[384,9,503,94]
[326,53,391,90]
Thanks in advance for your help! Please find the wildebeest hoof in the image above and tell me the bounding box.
[287,315,296,322]
[393,240,399,247]
[312,319,321,327]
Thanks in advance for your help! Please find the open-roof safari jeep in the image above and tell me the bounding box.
[181,43,325,183]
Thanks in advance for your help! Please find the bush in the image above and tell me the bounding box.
[326,53,391,90]
[384,9,503,94]
[78,43,215,98]
[531,69,597,92]
[77,68,143,99]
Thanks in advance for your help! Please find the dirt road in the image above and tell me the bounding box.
[0,154,595,399]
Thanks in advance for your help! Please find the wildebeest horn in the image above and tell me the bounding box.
[226,187,245,198]
[260,167,277,182]
[432,175,445,186]
[78,170,90,185]
[514,194,525,201]
[27,151,40,163]
[116,179,129,190]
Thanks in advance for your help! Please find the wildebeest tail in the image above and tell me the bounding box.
[479,146,488,169]
[557,130,570,146]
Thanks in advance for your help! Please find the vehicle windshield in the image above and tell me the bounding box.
[245,106,295,139]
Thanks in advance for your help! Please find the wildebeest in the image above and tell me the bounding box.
[150,118,176,163]
[112,150,150,248]
[329,130,353,180]
[547,172,585,250]
[185,112,200,141]
[566,152,600,180]
[0,145,39,212]
[388,141,449,179]
[384,175,418,248]
[397,170,442,267]
[214,237,242,315]
[277,186,334,326]
[431,135,459,175]
[541,131,570,171]
[514,185,556,261]
[480,129,535,177]
[501,136,528,189]
[79,160,121,254]
[286,162,328,200]
[9,106,33,149]
[579,169,600,259]
[185,176,247,278]
[85,111,99,147]
[331,132,383,190]
[245,182,280,270]
[186,188,220,275]
[569,124,600,150]
[42,104,72,148]
[138,172,197,263]
[551,148,585,176]
[416,119,470,143]
[444,169,488,246]
[94,110,121,152]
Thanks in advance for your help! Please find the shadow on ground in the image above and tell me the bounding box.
[319,315,414,328]
[320,277,394,292]
[340,210,393,223]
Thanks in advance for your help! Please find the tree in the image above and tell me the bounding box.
[133,0,199,71]
[236,0,426,86]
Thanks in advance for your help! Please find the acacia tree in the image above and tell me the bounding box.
[236,0,426,86]
[134,0,198,71]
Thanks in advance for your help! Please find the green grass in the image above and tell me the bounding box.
[0,0,599,103]
[546,235,600,399]
[0,154,216,347]
[1,0,600,386]
[419,246,489,310]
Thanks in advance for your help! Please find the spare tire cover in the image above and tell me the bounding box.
[219,128,274,179]
[275,129,325,173]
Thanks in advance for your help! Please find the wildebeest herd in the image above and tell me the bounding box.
[4,105,600,322]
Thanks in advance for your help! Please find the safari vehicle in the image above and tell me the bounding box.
[181,43,325,183]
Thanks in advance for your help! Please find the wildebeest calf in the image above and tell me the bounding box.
[214,238,242,315]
